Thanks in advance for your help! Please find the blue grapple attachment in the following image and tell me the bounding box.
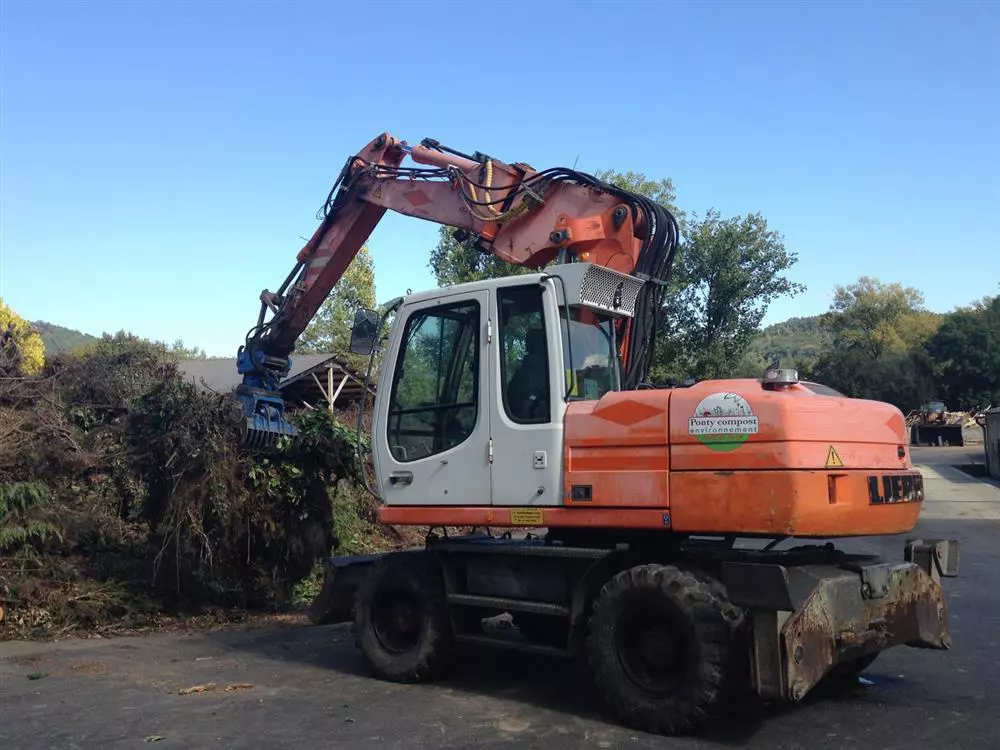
[235,346,298,450]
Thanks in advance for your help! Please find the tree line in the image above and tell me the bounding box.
[801,279,998,412]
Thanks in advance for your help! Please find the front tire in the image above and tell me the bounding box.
[587,564,733,735]
[352,552,455,683]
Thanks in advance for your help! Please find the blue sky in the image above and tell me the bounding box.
[2,0,998,356]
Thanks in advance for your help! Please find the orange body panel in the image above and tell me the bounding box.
[379,379,922,538]
[669,470,921,536]
[378,505,671,529]
[563,391,671,507]
[668,380,911,471]
[661,380,919,536]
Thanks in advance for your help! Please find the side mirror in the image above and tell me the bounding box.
[349,308,380,355]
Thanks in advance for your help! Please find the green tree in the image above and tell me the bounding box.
[925,294,1000,410]
[655,210,804,381]
[297,245,377,369]
[810,277,944,410]
[810,347,937,410]
[167,340,208,359]
[822,277,939,360]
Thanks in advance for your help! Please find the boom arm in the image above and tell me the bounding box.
[236,132,679,445]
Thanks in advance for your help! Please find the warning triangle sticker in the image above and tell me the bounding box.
[825,445,844,468]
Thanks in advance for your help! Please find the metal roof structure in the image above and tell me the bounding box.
[178,353,374,411]
[278,353,376,410]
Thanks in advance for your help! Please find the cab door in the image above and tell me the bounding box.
[374,290,491,506]
[488,281,565,507]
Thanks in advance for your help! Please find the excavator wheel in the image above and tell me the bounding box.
[352,552,455,683]
[686,567,755,714]
[587,564,734,735]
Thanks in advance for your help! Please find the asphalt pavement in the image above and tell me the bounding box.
[2,446,999,749]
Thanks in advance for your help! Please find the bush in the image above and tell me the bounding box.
[0,483,59,553]
[128,381,361,608]
[0,336,386,638]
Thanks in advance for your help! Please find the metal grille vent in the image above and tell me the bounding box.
[579,266,644,316]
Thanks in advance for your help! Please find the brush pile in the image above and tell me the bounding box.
[0,333,386,639]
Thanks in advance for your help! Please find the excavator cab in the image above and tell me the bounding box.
[350,263,638,508]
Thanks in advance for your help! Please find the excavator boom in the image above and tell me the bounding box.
[236,132,678,446]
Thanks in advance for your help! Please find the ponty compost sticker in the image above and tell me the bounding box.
[688,392,759,452]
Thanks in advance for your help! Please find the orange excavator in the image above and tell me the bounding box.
[239,133,959,735]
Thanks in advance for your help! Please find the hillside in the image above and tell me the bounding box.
[31,321,100,355]
[746,315,830,372]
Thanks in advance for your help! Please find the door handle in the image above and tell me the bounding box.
[389,471,413,487]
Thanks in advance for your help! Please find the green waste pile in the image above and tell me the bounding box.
[0,333,392,639]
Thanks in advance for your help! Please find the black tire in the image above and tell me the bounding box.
[687,568,753,712]
[687,568,747,632]
[587,564,732,735]
[352,552,455,683]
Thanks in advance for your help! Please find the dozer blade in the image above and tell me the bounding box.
[723,538,959,703]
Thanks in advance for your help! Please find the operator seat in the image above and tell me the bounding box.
[507,328,549,421]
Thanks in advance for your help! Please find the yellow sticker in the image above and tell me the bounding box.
[826,445,845,468]
[509,508,544,525]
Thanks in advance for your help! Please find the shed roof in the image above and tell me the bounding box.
[277,353,376,409]
[178,353,374,409]
[178,355,331,393]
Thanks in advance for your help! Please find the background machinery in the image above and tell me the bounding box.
[906,400,970,447]
[237,132,959,735]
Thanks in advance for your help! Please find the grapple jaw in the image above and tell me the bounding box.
[724,539,959,703]
[234,346,297,450]
[235,385,298,450]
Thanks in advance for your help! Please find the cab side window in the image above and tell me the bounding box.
[387,300,480,462]
[498,286,550,424]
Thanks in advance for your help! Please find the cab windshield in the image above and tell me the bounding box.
[559,307,619,400]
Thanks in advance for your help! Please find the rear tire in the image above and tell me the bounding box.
[352,553,455,683]
[587,564,733,735]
